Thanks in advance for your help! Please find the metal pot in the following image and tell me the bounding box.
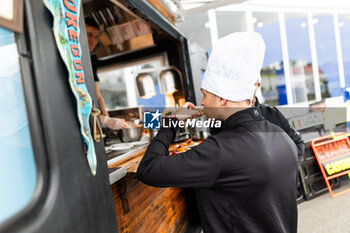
[188,115,210,140]
[174,127,190,142]
[118,126,143,142]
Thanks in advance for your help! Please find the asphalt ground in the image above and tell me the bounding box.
[298,184,350,233]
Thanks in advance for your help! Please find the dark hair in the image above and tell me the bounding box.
[85,17,99,29]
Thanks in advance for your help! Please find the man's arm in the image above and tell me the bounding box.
[94,82,109,117]
[136,128,221,188]
[94,81,127,130]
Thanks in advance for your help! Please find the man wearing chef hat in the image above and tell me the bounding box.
[137,32,299,233]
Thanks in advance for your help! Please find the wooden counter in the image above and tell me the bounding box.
[111,174,188,233]
[108,142,200,233]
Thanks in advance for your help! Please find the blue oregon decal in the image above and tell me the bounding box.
[43,0,97,175]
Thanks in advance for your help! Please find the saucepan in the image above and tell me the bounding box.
[118,121,143,142]
[188,115,210,140]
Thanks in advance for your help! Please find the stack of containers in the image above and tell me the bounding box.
[106,19,153,51]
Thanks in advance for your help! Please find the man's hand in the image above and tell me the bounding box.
[101,116,127,130]
[174,102,200,120]
[182,102,196,109]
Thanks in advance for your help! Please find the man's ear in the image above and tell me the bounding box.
[219,98,228,106]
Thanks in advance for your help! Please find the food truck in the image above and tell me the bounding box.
[0,0,206,232]
[2,1,350,233]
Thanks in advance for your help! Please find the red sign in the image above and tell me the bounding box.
[311,134,350,198]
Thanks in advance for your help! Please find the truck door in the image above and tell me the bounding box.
[0,0,118,232]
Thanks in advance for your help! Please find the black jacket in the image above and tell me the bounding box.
[255,99,305,164]
[137,107,299,233]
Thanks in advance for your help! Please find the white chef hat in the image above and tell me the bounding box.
[201,32,265,103]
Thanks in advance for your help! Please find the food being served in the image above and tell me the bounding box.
[186,139,195,146]
[176,144,188,152]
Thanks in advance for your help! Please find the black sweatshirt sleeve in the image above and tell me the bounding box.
[136,128,221,188]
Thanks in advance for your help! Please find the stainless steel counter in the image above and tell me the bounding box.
[107,143,149,184]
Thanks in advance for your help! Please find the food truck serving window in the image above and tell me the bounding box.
[97,54,168,109]
[0,27,37,223]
